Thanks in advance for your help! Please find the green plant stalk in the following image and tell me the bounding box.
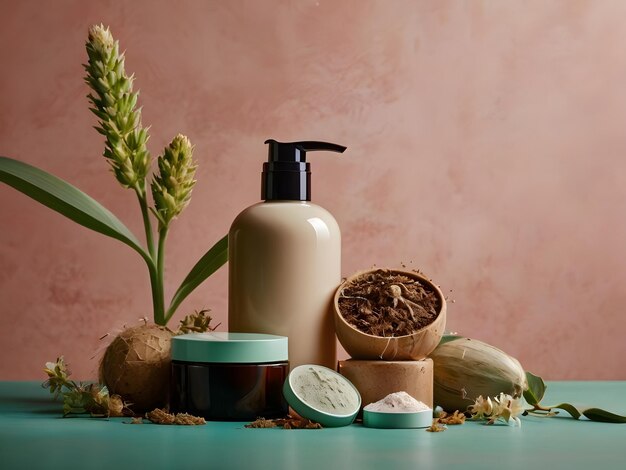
[136,186,156,259]
[148,259,164,325]
[135,186,166,324]
[153,226,169,325]
[135,233,162,324]
[137,221,165,326]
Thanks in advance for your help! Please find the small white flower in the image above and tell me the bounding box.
[469,393,522,426]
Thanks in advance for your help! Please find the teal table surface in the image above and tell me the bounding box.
[1,381,625,469]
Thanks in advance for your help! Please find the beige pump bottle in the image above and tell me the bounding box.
[228,139,346,370]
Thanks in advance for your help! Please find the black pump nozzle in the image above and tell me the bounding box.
[262,139,346,201]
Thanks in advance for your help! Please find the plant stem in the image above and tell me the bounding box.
[154,226,169,325]
[531,404,553,412]
[148,260,164,325]
[135,185,164,323]
[136,187,156,259]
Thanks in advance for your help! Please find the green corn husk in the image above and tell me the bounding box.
[431,337,528,412]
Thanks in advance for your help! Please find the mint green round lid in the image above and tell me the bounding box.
[283,364,361,427]
[171,332,288,363]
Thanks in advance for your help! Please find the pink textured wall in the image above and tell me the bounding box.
[1,0,625,380]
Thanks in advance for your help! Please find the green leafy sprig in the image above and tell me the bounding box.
[43,357,125,417]
[523,371,626,423]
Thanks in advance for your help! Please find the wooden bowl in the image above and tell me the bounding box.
[333,269,446,360]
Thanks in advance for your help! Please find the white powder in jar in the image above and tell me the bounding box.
[363,391,430,413]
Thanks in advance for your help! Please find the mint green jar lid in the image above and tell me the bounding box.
[363,409,432,429]
[171,332,288,364]
[283,364,361,427]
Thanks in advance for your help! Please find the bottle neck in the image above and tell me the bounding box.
[261,163,310,201]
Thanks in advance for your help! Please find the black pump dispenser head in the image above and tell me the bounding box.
[262,139,346,201]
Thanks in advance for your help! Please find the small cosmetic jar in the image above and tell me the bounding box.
[170,332,289,421]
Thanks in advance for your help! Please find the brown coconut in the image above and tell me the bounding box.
[100,323,173,413]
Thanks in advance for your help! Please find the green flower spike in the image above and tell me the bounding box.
[151,134,197,228]
[84,24,151,190]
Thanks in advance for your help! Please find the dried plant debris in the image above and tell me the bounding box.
[177,309,219,335]
[280,418,323,429]
[426,420,447,432]
[437,410,466,425]
[145,408,206,425]
[43,357,129,417]
[107,394,125,417]
[246,416,323,430]
[245,417,278,428]
[426,409,466,432]
[146,408,176,424]
[338,269,441,336]
[174,413,207,425]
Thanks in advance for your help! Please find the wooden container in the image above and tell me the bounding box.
[333,269,446,361]
[338,358,434,409]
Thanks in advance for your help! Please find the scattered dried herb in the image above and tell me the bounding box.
[145,408,206,425]
[245,418,278,428]
[426,409,466,432]
[245,416,323,429]
[146,408,176,424]
[338,269,440,337]
[174,413,207,425]
[438,410,466,425]
[426,420,447,432]
[280,418,323,429]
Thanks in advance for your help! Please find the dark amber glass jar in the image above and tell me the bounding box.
[170,332,288,421]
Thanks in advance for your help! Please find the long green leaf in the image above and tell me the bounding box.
[553,403,582,419]
[523,371,546,406]
[583,408,626,423]
[165,234,228,322]
[0,156,148,261]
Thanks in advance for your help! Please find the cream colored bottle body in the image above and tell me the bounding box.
[228,201,340,370]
